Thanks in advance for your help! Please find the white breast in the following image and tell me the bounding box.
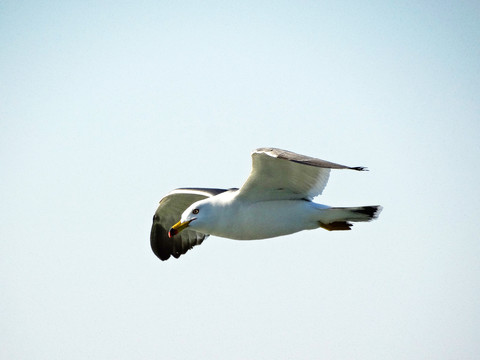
[207,196,321,240]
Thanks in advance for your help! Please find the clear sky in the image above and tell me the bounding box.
[1,1,479,359]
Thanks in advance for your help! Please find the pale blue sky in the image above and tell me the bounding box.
[1,1,480,359]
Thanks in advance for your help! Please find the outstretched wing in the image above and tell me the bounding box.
[150,188,229,261]
[237,147,366,201]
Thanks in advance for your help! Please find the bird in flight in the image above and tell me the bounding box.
[150,147,382,261]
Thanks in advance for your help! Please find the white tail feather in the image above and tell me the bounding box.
[318,206,382,231]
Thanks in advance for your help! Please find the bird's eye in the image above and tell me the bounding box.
[192,209,199,215]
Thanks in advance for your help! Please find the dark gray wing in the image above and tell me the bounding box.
[150,188,230,261]
[237,147,366,201]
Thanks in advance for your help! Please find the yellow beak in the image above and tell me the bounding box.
[168,219,193,238]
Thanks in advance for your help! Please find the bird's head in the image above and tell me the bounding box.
[168,199,214,238]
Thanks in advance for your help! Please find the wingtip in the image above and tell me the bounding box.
[351,166,368,171]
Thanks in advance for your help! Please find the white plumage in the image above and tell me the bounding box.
[151,147,382,260]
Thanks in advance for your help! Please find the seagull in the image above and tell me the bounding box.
[150,147,382,261]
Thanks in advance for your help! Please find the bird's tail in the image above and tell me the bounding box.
[318,206,382,231]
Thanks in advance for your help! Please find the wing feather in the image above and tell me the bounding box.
[150,188,228,260]
[237,148,366,201]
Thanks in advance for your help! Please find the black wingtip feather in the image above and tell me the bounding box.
[150,221,173,261]
[351,166,368,171]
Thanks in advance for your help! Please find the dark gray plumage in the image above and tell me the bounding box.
[150,188,231,260]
